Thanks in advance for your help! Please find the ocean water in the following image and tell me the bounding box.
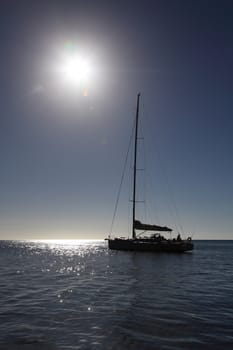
[0,240,233,350]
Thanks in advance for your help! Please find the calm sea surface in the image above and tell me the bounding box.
[0,240,233,350]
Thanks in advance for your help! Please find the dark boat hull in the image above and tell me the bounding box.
[108,238,193,253]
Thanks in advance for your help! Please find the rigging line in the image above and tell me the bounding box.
[153,137,184,235]
[138,119,147,222]
[152,141,179,233]
[159,153,184,234]
[141,101,184,235]
[141,101,161,226]
[110,123,135,236]
[127,185,131,238]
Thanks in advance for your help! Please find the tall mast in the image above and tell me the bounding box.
[132,93,140,239]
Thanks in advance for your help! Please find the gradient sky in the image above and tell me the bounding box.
[0,0,232,240]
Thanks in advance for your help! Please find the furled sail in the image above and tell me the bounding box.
[134,220,172,232]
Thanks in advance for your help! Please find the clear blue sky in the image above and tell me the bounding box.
[0,0,232,240]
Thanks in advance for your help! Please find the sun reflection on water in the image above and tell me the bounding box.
[25,239,105,257]
[8,240,108,280]
[34,239,103,246]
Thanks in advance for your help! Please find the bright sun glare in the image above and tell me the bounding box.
[60,56,92,86]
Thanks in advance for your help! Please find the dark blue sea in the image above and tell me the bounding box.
[0,240,233,350]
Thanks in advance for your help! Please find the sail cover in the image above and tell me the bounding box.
[134,220,172,232]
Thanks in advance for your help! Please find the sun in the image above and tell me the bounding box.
[59,55,92,86]
[54,42,96,94]
[57,54,93,89]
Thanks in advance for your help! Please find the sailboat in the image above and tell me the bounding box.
[106,94,193,253]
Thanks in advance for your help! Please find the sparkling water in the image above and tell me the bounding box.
[0,240,233,349]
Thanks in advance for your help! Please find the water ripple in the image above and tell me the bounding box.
[0,240,233,349]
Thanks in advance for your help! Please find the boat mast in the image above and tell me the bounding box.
[132,93,140,239]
